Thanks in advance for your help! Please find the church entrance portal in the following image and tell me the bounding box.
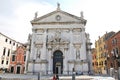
[53,50,63,74]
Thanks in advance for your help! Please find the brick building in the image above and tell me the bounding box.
[106,31,120,73]
[9,46,26,74]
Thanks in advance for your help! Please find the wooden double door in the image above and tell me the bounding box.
[53,50,63,74]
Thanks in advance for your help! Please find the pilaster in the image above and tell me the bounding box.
[69,28,73,60]
[63,48,68,74]
[48,49,52,74]
[42,29,47,60]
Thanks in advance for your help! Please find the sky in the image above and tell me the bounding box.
[0,0,120,47]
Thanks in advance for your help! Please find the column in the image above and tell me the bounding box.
[63,48,68,74]
[42,29,47,75]
[42,29,47,59]
[48,49,52,74]
[24,45,30,74]
[69,28,73,60]
[30,30,36,60]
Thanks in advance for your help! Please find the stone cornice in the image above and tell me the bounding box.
[47,41,69,45]
[31,21,86,25]
[68,59,88,64]
[28,60,48,64]
[34,42,43,48]
[73,43,82,49]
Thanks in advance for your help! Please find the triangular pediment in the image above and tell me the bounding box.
[31,10,86,24]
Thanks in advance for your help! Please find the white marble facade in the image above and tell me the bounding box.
[26,4,92,75]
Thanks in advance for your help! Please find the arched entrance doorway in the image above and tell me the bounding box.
[53,50,63,74]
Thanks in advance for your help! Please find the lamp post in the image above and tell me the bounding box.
[38,72,40,80]
[81,60,83,73]
[33,59,35,75]
[72,68,75,80]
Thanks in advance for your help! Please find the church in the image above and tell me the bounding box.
[25,4,92,75]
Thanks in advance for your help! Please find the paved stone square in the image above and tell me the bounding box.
[0,73,115,80]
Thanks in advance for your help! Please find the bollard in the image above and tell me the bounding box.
[38,72,40,80]
[72,68,76,80]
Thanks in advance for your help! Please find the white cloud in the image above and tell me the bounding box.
[60,0,120,47]
[0,1,55,43]
[0,0,120,47]
[81,0,120,46]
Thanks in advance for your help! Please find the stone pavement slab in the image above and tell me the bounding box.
[0,73,115,80]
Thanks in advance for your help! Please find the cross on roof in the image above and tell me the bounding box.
[57,3,60,11]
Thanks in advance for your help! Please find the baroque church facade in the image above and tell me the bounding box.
[26,4,92,75]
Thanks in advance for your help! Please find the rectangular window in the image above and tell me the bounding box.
[114,48,119,57]
[92,63,94,66]
[112,40,114,44]
[9,41,12,44]
[6,61,8,65]
[11,67,14,73]
[16,44,18,47]
[13,42,15,46]
[5,38,8,42]
[3,47,6,55]
[7,49,10,56]
[12,55,15,61]
[114,38,117,44]
[1,60,4,64]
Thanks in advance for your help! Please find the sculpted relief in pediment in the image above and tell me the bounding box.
[47,29,69,50]
[47,29,69,43]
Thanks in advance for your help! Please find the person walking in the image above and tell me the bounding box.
[53,74,57,80]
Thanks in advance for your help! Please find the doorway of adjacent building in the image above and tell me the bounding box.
[16,66,20,74]
[53,50,63,74]
[10,66,14,73]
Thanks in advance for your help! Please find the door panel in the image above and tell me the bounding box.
[17,66,20,74]
[53,50,63,74]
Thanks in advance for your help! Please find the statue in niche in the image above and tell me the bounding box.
[55,29,61,42]
[36,48,41,59]
[76,49,80,59]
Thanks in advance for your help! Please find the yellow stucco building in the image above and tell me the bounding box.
[95,35,107,74]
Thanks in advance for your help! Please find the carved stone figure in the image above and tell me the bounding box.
[34,12,38,19]
[55,29,61,42]
[76,49,80,59]
[36,48,41,58]
[80,11,84,18]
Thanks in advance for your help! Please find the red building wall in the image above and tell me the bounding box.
[106,31,120,70]
[9,46,26,74]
